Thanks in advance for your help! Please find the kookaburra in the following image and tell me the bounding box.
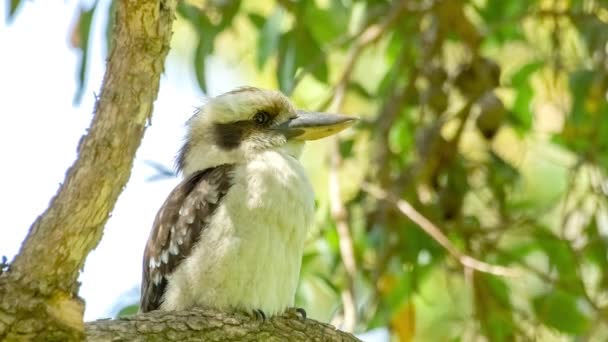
[140,87,356,317]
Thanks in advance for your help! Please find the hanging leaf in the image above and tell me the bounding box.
[177,3,217,94]
[277,31,297,94]
[535,229,582,294]
[507,61,543,133]
[474,274,515,341]
[257,8,284,69]
[104,0,116,55]
[73,1,98,105]
[247,13,265,29]
[475,0,530,43]
[533,290,590,335]
[303,0,349,43]
[194,35,214,94]
[7,0,22,23]
[293,28,328,86]
[217,0,242,31]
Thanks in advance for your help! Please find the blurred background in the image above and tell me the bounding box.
[1,0,608,340]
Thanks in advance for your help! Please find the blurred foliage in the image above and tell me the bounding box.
[13,0,608,340]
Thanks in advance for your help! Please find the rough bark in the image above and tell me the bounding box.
[0,0,177,340]
[85,308,361,342]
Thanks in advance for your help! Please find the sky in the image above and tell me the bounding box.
[0,0,241,320]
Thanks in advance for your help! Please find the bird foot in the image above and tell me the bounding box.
[283,307,307,320]
[246,308,267,321]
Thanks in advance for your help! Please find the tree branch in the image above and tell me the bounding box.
[85,309,361,342]
[361,182,520,277]
[0,0,177,340]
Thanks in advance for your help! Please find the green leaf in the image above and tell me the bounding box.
[569,69,595,118]
[475,274,515,342]
[475,1,530,43]
[104,0,116,56]
[511,61,543,88]
[295,28,328,84]
[247,13,265,29]
[181,6,217,94]
[303,0,349,43]
[277,31,297,94]
[552,69,606,154]
[177,2,202,24]
[7,0,22,23]
[216,0,241,30]
[388,114,413,156]
[339,138,355,158]
[508,61,543,133]
[533,290,590,335]
[194,36,213,94]
[575,16,608,53]
[74,2,98,105]
[535,229,582,294]
[582,218,608,271]
[257,8,284,69]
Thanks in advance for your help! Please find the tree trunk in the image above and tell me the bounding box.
[0,0,177,340]
[85,308,361,341]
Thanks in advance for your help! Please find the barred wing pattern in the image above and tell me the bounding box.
[140,164,234,312]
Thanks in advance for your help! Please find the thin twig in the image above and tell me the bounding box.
[316,0,411,332]
[361,182,520,277]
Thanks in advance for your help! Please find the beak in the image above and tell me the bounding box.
[275,110,358,141]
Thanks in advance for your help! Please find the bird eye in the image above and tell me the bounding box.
[253,111,271,125]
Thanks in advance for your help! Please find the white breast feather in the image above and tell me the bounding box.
[161,149,315,315]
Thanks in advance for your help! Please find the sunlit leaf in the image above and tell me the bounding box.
[533,290,590,335]
[508,61,543,133]
[475,0,530,43]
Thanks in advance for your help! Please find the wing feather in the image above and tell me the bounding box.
[140,164,234,312]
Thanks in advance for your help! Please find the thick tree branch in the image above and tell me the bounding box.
[85,309,361,342]
[0,0,177,340]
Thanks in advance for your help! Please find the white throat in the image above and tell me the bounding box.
[162,147,316,314]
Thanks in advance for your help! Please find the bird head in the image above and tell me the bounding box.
[177,87,357,175]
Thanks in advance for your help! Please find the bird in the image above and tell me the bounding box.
[140,86,356,318]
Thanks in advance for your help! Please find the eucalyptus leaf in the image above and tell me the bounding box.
[257,8,284,69]
[73,1,98,105]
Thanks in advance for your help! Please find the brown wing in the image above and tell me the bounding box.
[140,164,234,312]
